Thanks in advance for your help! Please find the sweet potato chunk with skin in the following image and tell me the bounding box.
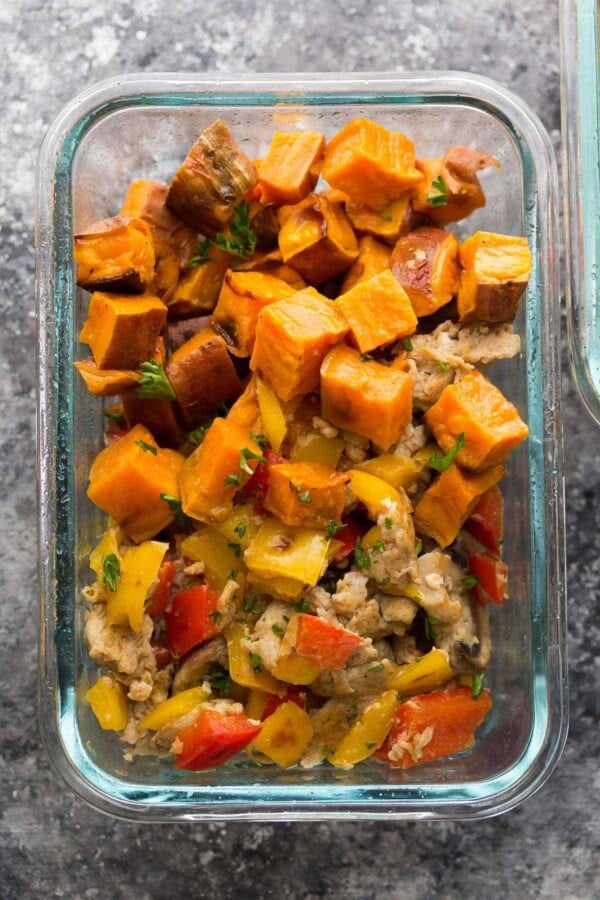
[167,120,257,236]
[80,292,167,369]
[234,248,308,290]
[457,232,531,324]
[411,147,500,226]
[87,424,185,542]
[166,246,231,318]
[336,269,418,353]
[264,461,350,528]
[166,327,242,424]
[345,194,423,245]
[74,216,155,294]
[277,193,358,285]
[120,392,181,448]
[74,359,140,396]
[250,289,349,402]
[341,235,391,293]
[179,418,263,524]
[168,315,212,351]
[413,463,505,548]
[257,131,326,206]
[391,227,460,318]
[226,376,262,433]
[425,371,529,471]
[212,270,296,357]
[320,344,413,450]
[322,117,422,210]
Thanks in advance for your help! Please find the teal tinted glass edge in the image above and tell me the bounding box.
[36,73,566,821]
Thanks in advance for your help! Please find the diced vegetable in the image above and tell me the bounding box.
[86,676,129,731]
[244,518,332,586]
[224,622,285,694]
[345,194,422,245]
[243,448,287,512]
[120,391,181,449]
[356,452,428,493]
[295,614,362,670]
[260,686,307,720]
[320,344,413,450]
[347,469,403,519]
[464,485,503,555]
[424,371,529,470]
[386,648,453,695]
[457,231,531,324]
[336,269,417,353]
[234,247,308,289]
[290,432,344,468]
[255,377,287,451]
[167,119,257,236]
[212,502,263,550]
[175,708,262,770]
[413,463,505,549]
[74,215,155,293]
[330,690,398,768]
[146,558,176,618]
[468,552,508,606]
[80,292,167,369]
[140,685,209,731]
[245,571,306,601]
[74,359,140,396]
[390,226,460,318]
[271,616,321,684]
[377,687,492,769]
[212,270,296,357]
[165,585,221,658]
[245,688,270,721]
[247,701,313,767]
[89,527,122,583]
[411,147,500,225]
[341,234,391,292]
[263,461,349,528]
[226,376,262,433]
[322,117,422,209]
[250,289,349,401]
[180,526,246,595]
[166,246,231,318]
[257,131,326,205]
[87,425,184,542]
[106,540,168,631]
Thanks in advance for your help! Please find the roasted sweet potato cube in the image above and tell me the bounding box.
[166,326,242,424]
[413,463,505,548]
[411,147,500,226]
[336,269,417,353]
[425,371,529,470]
[212,270,296,357]
[166,246,231,318]
[257,131,326,206]
[345,194,423,245]
[248,202,280,249]
[168,315,212,351]
[264,461,349,528]
[87,424,185,542]
[167,119,258,236]
[74,359,140,397]
[391,226,460,318]
[341,235,391,293]
[320,344,413,450]
[74,215,155,293]
[226,375,262,433]
[457,231,531,324]
[179,418,263,523]
[250,289,348,401]
[80,292,167,369]
[120,392,181,448]
[322,117,422,210]
[277,193,358,285]
[234,248,307,290]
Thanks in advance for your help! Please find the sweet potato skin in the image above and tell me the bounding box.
[120,392,181,448]
[264,461,349,528]
[457,231,531,324]
[341,235,391,293]
[212,269,296,357]
[166,326,242,424]
[277,193,358,285]
[336,269,417,353]
[411,147,500,226]
[74,359,140,396]
[74,215,155,294]
[257,131,325,206]
[345,194,424,245]
[80,292,167,370]
[391,226,460,318]
[166,246,231,318]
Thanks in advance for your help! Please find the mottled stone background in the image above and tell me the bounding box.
[1,1,598,897]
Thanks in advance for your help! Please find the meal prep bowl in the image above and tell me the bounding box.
[36,72,566,821]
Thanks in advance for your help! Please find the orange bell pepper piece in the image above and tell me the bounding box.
[295,615,362,670]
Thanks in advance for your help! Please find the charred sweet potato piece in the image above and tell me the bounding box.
[179,418,263,523]
[212,270,296,357]
[166,326,242,424]
[345,194,423,245]
[413,463,505,549]
[336,269,417,353]
[341,235,391,293]
[322,117,422,210]
[320,344,413,450]
[166,246,231,318]
[277,193,358,285]
[168,315,212,351]
[425,371,529,470]
[120,392,181,448]
[411,146,500,226]
[74,216,155,293]
[87,424,185,542]
[167,119,257,236]
[80,292,167,369]
[74,359,140,396]
[256,131,326,206]
[391,227,460,317]
[250,289,348,401]
[264,461,349,528]
[234,248,307,289]
[457,232,531,324]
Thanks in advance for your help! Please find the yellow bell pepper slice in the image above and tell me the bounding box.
[213,502,263,550]
[291,432,344,468]
[244,517,331,586]
[106,540,168,632]
[256,377,287,452]
[357,454,421,491]
[246,572,305,601]
[224,622,286,696]
[180,527,246,595]
[348,469,403,519]
[387,648,453,696]
[271,614,320,684]
[89,527,123,587]
[140,685,209,731]
[86,675,129,731]
[248,701,314,767]
[330,689,398,768]
[245,688,270,720]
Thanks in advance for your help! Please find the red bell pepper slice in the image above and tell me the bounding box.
[468,553,508,606]
[175,708,262,770]
[244,449,287,513]
[296,614,362,670]
[464,486,503,556]
[261,687,307,722]
[165,585,220,658]
[146,559,176,618]
[376,687,492,769]
[332,515,362,561]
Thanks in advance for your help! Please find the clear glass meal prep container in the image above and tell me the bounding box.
[36,72,567,821]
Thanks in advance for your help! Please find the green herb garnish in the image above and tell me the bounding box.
[227,570,238,580]
[429,432,467,473]
[325,521,346,540]
[136,360,176,401]
[213,201,257,259]
[249,651,263,673]
[187,425,209,447]
[435,360,450,372]
[208,663,231,693]
[384,517,393,530]
[240,446,264,475]
[472,672,486,700]
[159,492,189,529]
[415,540,423,556]
[427,174,448,207]
[365,741,377,750]
[354,537,372,570]
[297,488,312,504]
[371,540,385,554]
[135,439,157,455]
[225,473,242,487]
[250,433,268,450]
[424,615,439,642]
[103,408,124,423]
[359,353,374,362]
[186,240,212,268]
[292,597,311,613]
[101,554,121,592]
[272,623,285,636]
[369,663,385,673]
[227,542,242,559]
[461,574,479,590]
[209,610,222,623]
[234,522,247,539]
[400,337,413,352]
[243,594,263,615]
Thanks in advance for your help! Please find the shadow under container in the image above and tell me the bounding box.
[36,73,566,821]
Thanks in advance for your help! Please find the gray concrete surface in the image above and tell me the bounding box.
[2,1,598,897]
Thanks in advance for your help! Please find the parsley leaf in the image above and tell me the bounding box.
[369,663,385,673]
[233,522,246,539]
[325,521,346,540]
[187,424,209,447]
[429,433,467,473]
[208,664,231,693]
[227,541,242,559]
[400,337,413,352]
[239,446,264,475]
[461,574,479,590]
[249,651,263,673]
[250,433,268,450]
[435,360,450,372]
[224,473,242,487]
[354,537,372,570]
[209,610,222,623]
[365,741,377,750]
[427,174,449,207]
[472,672,486,700]
[272,623,285,636]
[135,439,157,455]
[243,594,263,615]
[101,553,121,592]
[159,492,189,529]
[297,488,312,504]
[186,239,212,268]
[371,540,385,554]
[424,615,439,642]
[213,201,257,259]
[359,353,374,362]
[103,408,124,423]
[415,540,423,556]
[384,517,393,530]
[136,360,176,401]
[292,597,311,613]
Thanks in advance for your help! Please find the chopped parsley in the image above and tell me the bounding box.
[371,540,385,554]
[243,594,263,615]
[325,520,346,540]
[365,741,377,750]
[461,574,479,590]
[250,433,268,450]
[384,516,393,530]
[272,623,285,636]
[209,610,222,623]
[396,693,406,703]
[424,615,439,642]
[369,663,385,673]
[103,408,124,423]
[101,553,121,592]
[296,488,312,504]
[159,493,189,530]
[213,201,257,259]
[227,570,238,580]
[187,424,209,447]
[400,337,413,352]
[359,353,374,362]
[354,537,372,570]
[292,597,311,613]
[233,522,246,539]
[249,651,263,673]
[186,239,212,268]
[435,360,450,372]
[472,672,486,700]
[136,360,176,401]
[224,473,242,487]
[135,439,157,455]
[429,433,467,473]
[427,174,449,207]
[415,540,423,556]
[227,542,242,558]
[208,664,231,693]
[239,446,264,475]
